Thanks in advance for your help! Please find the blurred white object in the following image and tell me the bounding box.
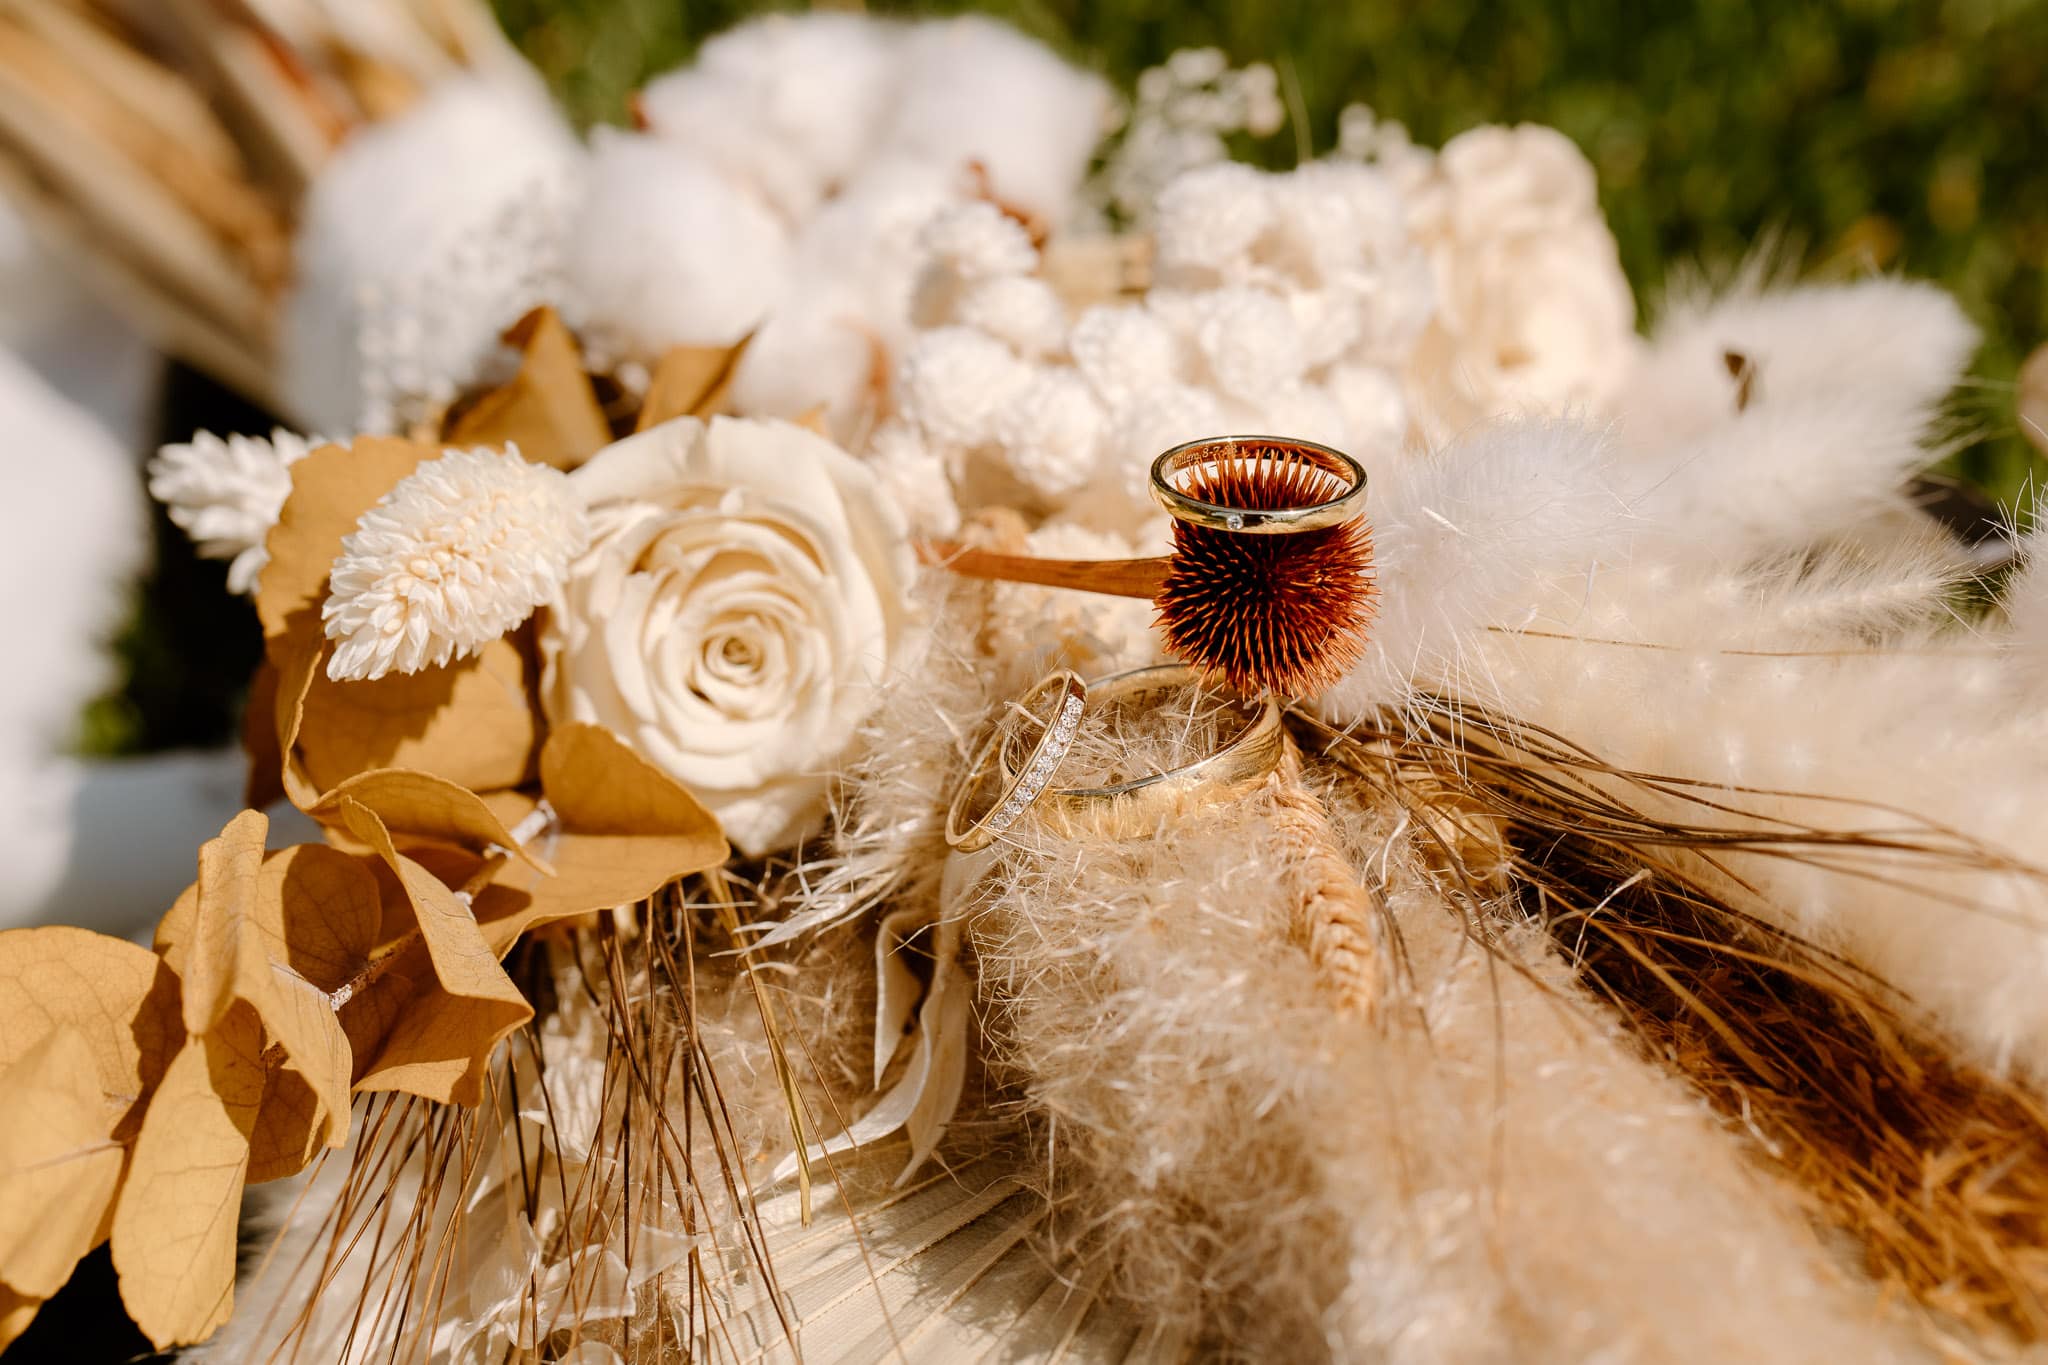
[282,77,585,434]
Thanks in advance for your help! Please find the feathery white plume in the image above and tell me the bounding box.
[1620,277,1978,452]
[1323,419,1632,717]
[322,447,587,682]
[149,429,321,595]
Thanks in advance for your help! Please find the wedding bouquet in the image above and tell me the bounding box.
[4,9,2047,1364]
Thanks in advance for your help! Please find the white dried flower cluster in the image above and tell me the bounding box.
[873,111,1642,540]
[147,429,321,594]
[1096,47,1287,226]
[881,159,1434,538]
[322,446,587,682]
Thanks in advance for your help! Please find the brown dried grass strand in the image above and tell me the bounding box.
[1267,741,1382,1021]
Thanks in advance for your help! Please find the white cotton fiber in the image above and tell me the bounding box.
[563,129,790,364]
[282,77,584,433]
[876,16,1114,228]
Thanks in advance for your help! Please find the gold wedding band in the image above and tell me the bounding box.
[1149,435,1369,534]
[945,669,1087,852]
[1003,663,1286,841]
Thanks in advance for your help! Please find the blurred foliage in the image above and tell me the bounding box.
[493,0,2048,501]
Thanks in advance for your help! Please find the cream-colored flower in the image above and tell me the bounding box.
[1405,123,1637,437]
[540,417,914,855]
[148,428,319,594]
[323,446,587,682]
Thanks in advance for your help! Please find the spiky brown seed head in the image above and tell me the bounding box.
[1154,442,1377,697]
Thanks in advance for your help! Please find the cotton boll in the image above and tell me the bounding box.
[1069,304,1183,409]
[1102,382,1229,505]
[564,130,790,367]
[1625,392,1939,557]
[635,13,904,222]
[993,369,1107,500]
[729,160,962,438]
[283,77,583,433]
[725,279,881,440]
[898,326,1036,451]
[877,16,1113,229]
[1322,420,1631,718]
[1154,161,1273,282]
[1620,279,1978,452]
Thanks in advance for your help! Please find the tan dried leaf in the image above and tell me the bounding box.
[255,436,434,643]
[172,813,354,1152]
[445,306,613,470]
[110,1002,265,1349]
[0,1284,36,1354]
[181,809,268,1036]
[310,767,550,874]
[0,1028,126,1299]
[635,336,751,432]
[272,608,543,801]
[475,724,726,953]
[0,926,185,1142]
[339,798,532,1106]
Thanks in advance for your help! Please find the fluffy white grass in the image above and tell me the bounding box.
[1613,278,1978,558]
[1323,419,1632,718]
[1471,547,2048,1082]
[1622,276,1979,451]
[965,684,1915,1361]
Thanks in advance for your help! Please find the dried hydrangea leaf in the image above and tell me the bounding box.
[0,1285,36,1354]
[171,813,353,1155]
[444,306,612,470]
[0,926,186,1143]
[254,436,434,643]
[0,1027,127,1300]
[311,768,551,874]
[338,798,532,1106]
[473,724,727,953]
[111,1001,266,1349]
[635,336,751,433]
[272,607,543,801]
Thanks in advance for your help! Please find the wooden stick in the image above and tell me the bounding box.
[915,539,1169,601]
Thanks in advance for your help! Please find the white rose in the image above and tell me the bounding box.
[1405,123,1638,437]
[540,416,914,855]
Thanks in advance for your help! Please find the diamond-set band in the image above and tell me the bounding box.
[946,671,1088,852]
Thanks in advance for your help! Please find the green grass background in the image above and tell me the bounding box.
[83,1,2048,756]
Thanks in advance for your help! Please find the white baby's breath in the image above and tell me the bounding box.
[148,429,321,594]
[322,446,587,682]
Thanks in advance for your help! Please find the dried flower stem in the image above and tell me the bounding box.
[917,539,1169,600]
